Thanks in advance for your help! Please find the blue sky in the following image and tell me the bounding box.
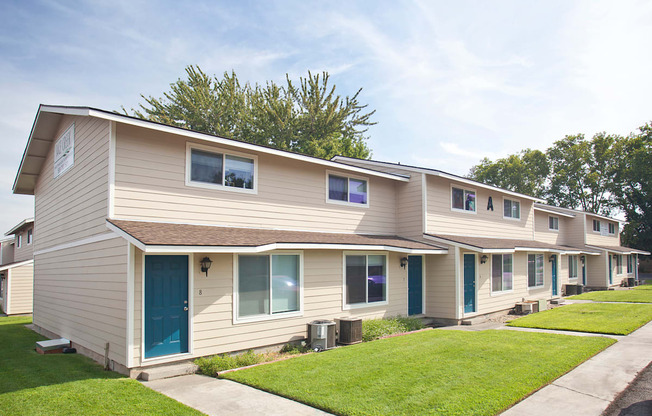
[1,0,651,233]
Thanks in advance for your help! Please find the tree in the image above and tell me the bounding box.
[546,133,620,216]
[468,149,549,198]
[612,123,652,253]
[125,66,375,159]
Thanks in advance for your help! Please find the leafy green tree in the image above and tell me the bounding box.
[468,149,549,198]
[125,66,375,159]
[612,123,652,253]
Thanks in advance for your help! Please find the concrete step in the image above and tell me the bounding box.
[139,362,198,381]
[460,315,488,326]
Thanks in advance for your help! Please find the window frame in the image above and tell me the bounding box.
[16,234,21,248]
[27,229,33,245]
[568,255,578,280]
[548,216,559,232]
[527,253,545,289]
[608,223,616,235]
[342,252,389,310]
[325,171,370,208]
[616,254,623,275]
[627,255,633,274]
[503,197,521,220]
[490,253,514,295]
[592,219,601,233]
[233,251,304,324]
[450,185,477,214]
[185,142,258,195]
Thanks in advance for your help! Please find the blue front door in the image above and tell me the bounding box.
[608,255,613,285]
[408,256,423,315]
[551,255,558,296]
[145,255,189,359]
[463,254,476,313]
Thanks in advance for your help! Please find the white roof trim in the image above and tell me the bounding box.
[423,234,514,254]
[35,106,408,183]
[5,218,34,236]
[533,206,575,218]
[106,222,447,255]
[332,156,544,202]
[586,245,651,256]
[0,259,34,271]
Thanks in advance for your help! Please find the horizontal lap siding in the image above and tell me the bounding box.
[472,252,554,317]
[427,176,534,240]
[425,251,456,319]
[534,212,567,245]
[114,124,396,234]
[8,264,33,314]
[34,116,110,250]
[133,250,408,366]
[13,233,33,263]
[2,242,14,265]
[34,237,128,365]
[585,214,621,247]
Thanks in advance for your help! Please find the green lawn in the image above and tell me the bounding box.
[0,316,202,415]
[507,303,652,335]
[221,329,614,416]
[568,284,652,303]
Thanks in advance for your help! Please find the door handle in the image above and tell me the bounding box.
[183,306,189,311]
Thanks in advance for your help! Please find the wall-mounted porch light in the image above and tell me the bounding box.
[480,255,488,264]
[400,257,408,268]
[580,256,586,264]
[200,257,213,277]
[549,254,555,262]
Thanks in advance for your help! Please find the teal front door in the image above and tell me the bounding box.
[408,256,423,315]
[463,254,476,313]
[609,255,613,284]
[145,255,189,359]
[551,255,558,296]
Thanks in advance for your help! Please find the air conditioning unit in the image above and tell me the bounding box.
[307,320,336,351]
[516,301,538,314]
[337,318,362,345]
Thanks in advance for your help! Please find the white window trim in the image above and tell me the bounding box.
[140,252,194,365]
[527,253,545,289]
[232,251,304,324]
[27,229,33,245]
[325,170,370,208]
[490,253,514,296]
[16,234,21,248]
[342,251,389,310]
[616,254,624,275]
[502,197,521,221]
[592,219,601,233]
[568,255,578,281]
[548,215,559,232]
[185,142,258,195]
[450,184,477,214]
[608,223,616,235]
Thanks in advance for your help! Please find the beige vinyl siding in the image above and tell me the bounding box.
[132,249,407,366]
[586,252,608,288]
[559,254,571,285]
[425,250,456,319]
[114,124,397,234]
[534,211,568,245]
[585,214,621,247]
[34,115,110,250]
[7,263,33,314]
[469,251,553,317]
[426,176,534,239]
[13,230,34,262]
[1,274,6,314]
[34,237,128,365]
[565,214,587,247]
[1,241,14,265]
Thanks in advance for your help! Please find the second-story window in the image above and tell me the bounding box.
[549,216,559,231]
[16,234,21,248]
[451,187,476,213]
[503,198,520,219]
[327,174,368,206]
[608,223,616,234]
[187,144,256,192]
[27,229,33,245]
[592,219,601,232]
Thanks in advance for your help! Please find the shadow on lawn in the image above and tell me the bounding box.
[0,317,123,395]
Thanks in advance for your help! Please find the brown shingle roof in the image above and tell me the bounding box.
[425,234,600,254]
[107,220,447,252]
[586,245,650,255]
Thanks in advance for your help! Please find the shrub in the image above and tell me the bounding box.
[362,316,425,342]
[195,350,264,375]
[279,343,309,355]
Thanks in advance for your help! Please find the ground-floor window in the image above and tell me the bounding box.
[528,254,544,288]
[616,254,623,275]
[491,254,513,292]
[345,254,387,307]
[237,254,301,319]
[568,255,578,280]
[627,255,634,274]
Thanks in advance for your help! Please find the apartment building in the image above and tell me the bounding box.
[0,218,34,315]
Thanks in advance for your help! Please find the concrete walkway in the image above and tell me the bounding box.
[142,374,330,416]
[501,320,652,416]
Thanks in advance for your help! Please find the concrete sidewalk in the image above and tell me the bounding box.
[142,374,330,416]
[501,320,652,416]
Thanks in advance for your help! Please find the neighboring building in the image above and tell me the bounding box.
[12,105,649,376]
[0,218,35,315]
